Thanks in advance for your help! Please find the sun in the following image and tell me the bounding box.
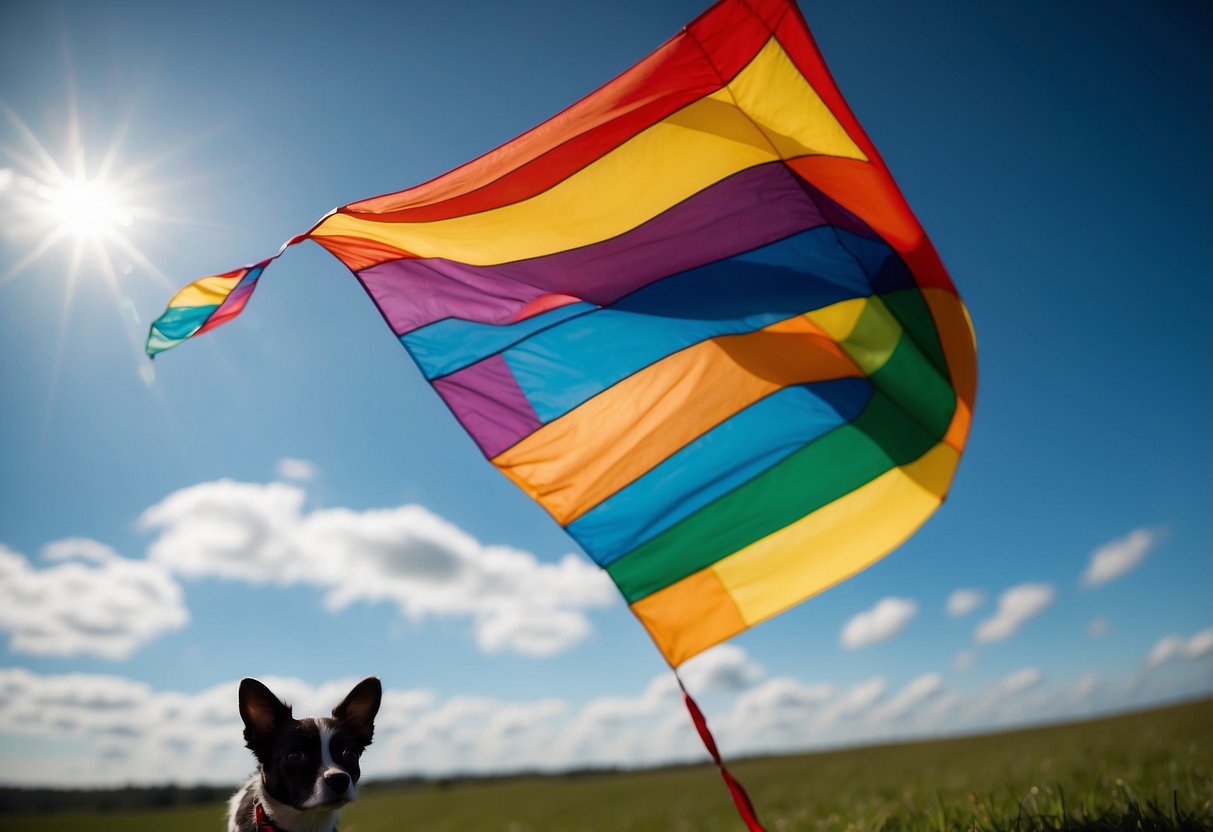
[2,103,157,284]
[40,175,133,241]
[1,93,185,383]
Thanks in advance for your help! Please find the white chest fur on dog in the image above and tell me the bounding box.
[228,677,381,832]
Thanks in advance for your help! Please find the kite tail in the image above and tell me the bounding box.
[675,671,766,831]
[145,231,314,359]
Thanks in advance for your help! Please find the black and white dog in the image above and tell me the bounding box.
[228,677,382,832]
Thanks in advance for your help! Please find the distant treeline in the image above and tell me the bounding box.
[0,784,234,814]
[0,767,643,815]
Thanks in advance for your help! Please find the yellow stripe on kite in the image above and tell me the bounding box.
[803,296,866,342]
[716,441,959,625]
[724,35,868,163]
[634,441,959,665]
[312,38,866,266]
[167,274,243,309]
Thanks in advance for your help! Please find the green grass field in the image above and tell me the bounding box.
[5,699,1210,831]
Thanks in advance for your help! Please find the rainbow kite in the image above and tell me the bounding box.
[150,0,974,820]
[151,0,975,665]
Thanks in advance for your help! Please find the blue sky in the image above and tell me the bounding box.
[0,0,1209,787]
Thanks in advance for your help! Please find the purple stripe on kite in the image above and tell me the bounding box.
[217,275,258,312]
[194,267,265,336]
[358,162,873,336]
[431,354,541,458]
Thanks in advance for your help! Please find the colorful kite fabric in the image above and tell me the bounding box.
[146,262,269,356]
[148,0,976,668]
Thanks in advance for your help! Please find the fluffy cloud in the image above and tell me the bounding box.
[276,458,317,482]
[1080,528,1160,587]
[840,597,917,649]
[1147,628,1213,667]
[724,677,836,751]
[954,649,978,670]
[820,677,886,723]
[0,666,717,786]
[139,480,616,656]
[946,588,984,617]
[871,673,943,722]
[1071,673,1100,701]
[0,543,188,660]
[0,670,399,786]
[41,538,120,564]
[677,644,766,695]
[1,640,1198,789]
[974,583,1054,643]
[1000,667,1043,695]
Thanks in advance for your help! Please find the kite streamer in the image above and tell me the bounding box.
[150,0,975,822]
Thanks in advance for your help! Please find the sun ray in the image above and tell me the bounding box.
[94,112,132,184]
[2,226,70,285]
[108,231,175,289]
[41,237,88,436]
[62,59,87,182]
[0,102,65,182]
[2,48,223,403]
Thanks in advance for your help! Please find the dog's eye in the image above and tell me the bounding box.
[285,750,305,764]
[342,747,361,763]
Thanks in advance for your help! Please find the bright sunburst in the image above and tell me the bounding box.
[1,89,188,385]
[1,98,163,287]
[41,175,133,240]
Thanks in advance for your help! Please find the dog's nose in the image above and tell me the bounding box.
[324,771,351,794]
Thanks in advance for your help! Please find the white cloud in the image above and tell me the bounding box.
[677,644,766,695]
[41,538,119,564]
[1088,617,1109,638]
[139,480,616,656]
[1148,636,1185,667]
[974,583,1054,643]
[1000,667,1043,695]
[1148,628,1213,667]
[139,481,305,583]
[1080,528,1160,587]
[946,588,984,617]
[731,678,835,722]
[954,649,978,670]
[840,597,917,649]
[820,677,886,723]
[871,673,943,722]
[276,458,317,482]
[723,677,835,751]
[1071,673,1100,701]
[539,646,768,770]
[0,670,415,787]
[2,639,1202,789]
[1188,628,1213,659]
[0,543,188,660]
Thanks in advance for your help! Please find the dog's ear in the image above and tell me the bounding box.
[239,678,292,742]
[332,677,381,745]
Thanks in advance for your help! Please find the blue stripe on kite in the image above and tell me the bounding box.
[566,377,874,566]
[152,304,220,340]
[506,226,896,423]
[833,230,916,295]
[234,265,266,289]
[403,302,597,380]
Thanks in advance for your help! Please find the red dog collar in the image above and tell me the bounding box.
[254,803,278,832]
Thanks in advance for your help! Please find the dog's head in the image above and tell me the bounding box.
[238,677,382,811]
